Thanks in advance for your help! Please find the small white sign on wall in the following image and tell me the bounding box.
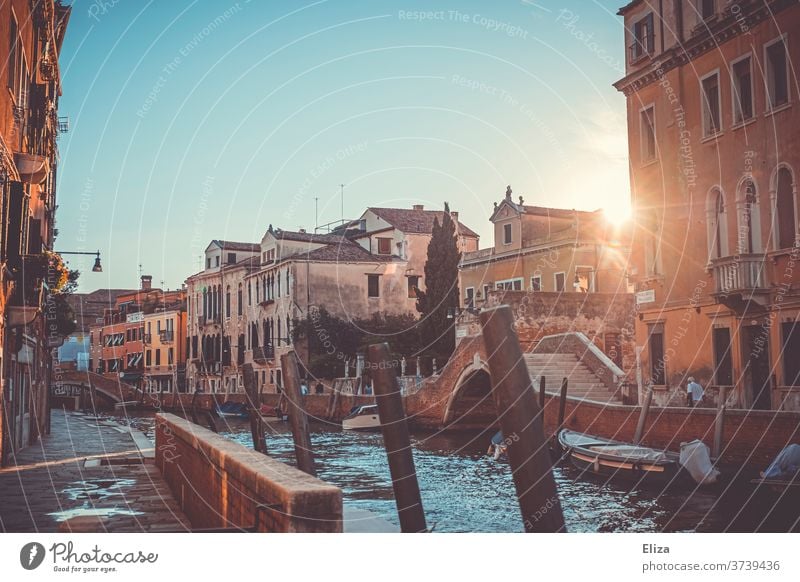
[636,289,655,305]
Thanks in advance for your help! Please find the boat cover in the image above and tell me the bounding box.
[679,440,720,485]
[763,443,800,479]
[588,445,667,462]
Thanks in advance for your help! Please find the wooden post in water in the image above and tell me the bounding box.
[243,364,267,453]
[367,343,427,533]
[713,385,728,459]
[633,384,653,444]
[539,375,546,409]
[280,352,317,476]
[557,377,568,435]
[480,306,566,533]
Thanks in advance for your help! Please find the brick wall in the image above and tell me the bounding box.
[155,413,342,532]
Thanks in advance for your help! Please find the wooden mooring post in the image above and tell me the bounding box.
[557,377,568,435]
[243,364,267,453]
[713,385,728,459]
[539,375,546,409]
[280,352,317,476]
[633,384,653,445]
[480,306,566,533]
[367,343,427,533]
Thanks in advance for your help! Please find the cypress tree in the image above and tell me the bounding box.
[416,202,461,360]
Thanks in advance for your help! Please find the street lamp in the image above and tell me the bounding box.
[57,250,103,272]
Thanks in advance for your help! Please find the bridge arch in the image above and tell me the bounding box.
[442,356,496,428]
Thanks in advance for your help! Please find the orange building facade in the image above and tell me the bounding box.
[615,0,800,408]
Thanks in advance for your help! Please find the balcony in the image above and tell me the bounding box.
[197,314,221,328]
[160,330,174,343]
[143,333,152,344]
[710,254,770,311]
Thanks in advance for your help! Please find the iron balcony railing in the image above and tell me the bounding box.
[710,254,767,295]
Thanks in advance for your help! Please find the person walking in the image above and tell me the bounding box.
[686,376,704,407]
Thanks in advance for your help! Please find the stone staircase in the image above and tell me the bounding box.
[523,352,621,404]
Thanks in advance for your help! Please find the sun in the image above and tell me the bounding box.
[602,203,633,228]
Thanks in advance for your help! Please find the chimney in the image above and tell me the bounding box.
[299,228,306,233]
[141,275,152,291]
[413,204,424,211]
[451,211,459,222]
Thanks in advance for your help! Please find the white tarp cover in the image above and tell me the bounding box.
[679,440,720,485]
[763,443,800,479]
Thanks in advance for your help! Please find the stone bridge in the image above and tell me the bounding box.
[56,371,140,407]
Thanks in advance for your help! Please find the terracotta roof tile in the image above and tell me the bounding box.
[367,207,479,238]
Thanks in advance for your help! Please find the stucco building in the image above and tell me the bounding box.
[0,0,70,465]
[186,204,479,393]
[615,0,800,408]
[459,186,631,309]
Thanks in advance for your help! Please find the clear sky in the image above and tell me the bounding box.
[56,0,630,291]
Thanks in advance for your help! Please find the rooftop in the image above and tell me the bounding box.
[366,207,480,238]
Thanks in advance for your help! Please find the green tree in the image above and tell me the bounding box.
[416,202,461,360]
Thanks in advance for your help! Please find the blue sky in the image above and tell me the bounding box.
[56,0,630,290]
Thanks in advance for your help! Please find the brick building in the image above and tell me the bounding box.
[459,186,631,309]
[0,0,70,465]
[614,0,800,408]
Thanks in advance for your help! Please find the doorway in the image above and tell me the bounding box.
[742,324,771,410]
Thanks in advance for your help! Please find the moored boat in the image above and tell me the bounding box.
[216,401,249,418]
[342,405,381,431]
[558,429,685,486]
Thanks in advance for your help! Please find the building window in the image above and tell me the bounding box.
[377,237,392,255]
[407,276,419,298]
[483,284,490,300]
[574,267,594,292]
[731,56,753,124]
[168,348,174,365]
[496,278,522,291]
[531,275,542,291]
[640,105,656,161]
[225,285,231,319]
[368,274,380,298]
[775,167,796,249]
[707,188,728,259]
[631,12,654,60]
[649,326,666,385]
[155,350,161,366]
[227,252,236,264]
[146,350,152,366]
[237,283,243,316]
[712,327,734,386]
[782,321,800,387]
[554,272,566,292]
[699,0,715,20]
[465,287,475,309]
[701,72,721,136]
[206,258,211,269]
[248,281,252,305]
[215,255,220,267]
[765,37,789,109]
[503,223,512,245]
[738,179,760,254]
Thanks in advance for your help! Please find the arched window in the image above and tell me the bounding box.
[737,178,761,254]
[248,281,252,305]
[706,187,728,260]
[255,279,260,303]
[225,285,231,319]
[277,318,282,346]
[277,272,281,298]
[775,167,797,249]
[237,283,243,316]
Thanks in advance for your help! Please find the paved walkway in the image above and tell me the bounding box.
[0,409,190,532]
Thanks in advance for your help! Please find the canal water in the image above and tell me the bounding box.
[113,413,797,533]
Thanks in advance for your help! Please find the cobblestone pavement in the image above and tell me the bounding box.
[0,409,190,533]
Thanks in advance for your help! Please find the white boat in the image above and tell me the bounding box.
[342,405,381,431]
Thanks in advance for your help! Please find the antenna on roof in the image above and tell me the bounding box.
[314,196,319,232]
[339,184,345,223]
